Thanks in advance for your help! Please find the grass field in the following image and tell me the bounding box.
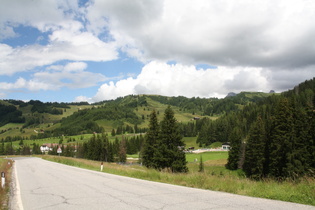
[186,151,228,163]
[182,137,199,149]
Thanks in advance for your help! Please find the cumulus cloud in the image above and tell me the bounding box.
[86,0,315,69]
[0,0,80,32]
[91,62,264,101]
[91,61,315,102]
[224,68,268,93]
[0,62,107,94]
[0,0,118,76]
[0,31,117,75]
[0,77,54,92]
[74,95,91,103]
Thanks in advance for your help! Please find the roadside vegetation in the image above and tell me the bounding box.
[0,158,13,210]
[41,154,315,206]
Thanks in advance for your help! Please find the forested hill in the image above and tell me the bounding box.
[223,78,315,179]
[0,78,313,141]
[96,91,275,116]
[0,90,275,139]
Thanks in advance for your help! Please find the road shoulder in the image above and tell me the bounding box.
[9,161,24,210]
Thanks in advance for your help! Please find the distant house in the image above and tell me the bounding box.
[40,143,60,153]
[222,142,230,151]
[40,145,50,153]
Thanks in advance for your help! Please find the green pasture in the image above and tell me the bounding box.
[182,137,198,148]
[186,151,228,163]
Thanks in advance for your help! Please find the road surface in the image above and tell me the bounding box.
[10,157,314,210]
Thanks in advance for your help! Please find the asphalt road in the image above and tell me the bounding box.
[10,157,314,210]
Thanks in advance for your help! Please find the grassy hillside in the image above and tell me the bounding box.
[0,101,93,138]
[0,92,273,140]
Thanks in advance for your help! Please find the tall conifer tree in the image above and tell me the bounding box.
[288,96,311,177]
[158,106,188,172]
[309,106,315,170]
[243,116,266,179]
[269,97,294,178]
[142,109,159,168]
[226,127,243,170]
[118,137,127,163]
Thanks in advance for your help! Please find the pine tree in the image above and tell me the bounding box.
[0,140,4,155]
[19,139,24,146]
[287,96,311,178]
[226,127,242,170]
[142,110,159,168]
[107,142,114,162]
[101,133,113,162]
[157,106,188,173]
[196,122,209,147]
[118,138,127,163]
[95,134,103,160]
[243,116,266,179]
[77,143,85,158]
[111,129,116,136]
[308,107,315,170]
[112,137,120,158]
[5,141,14,155]
[269,97,294,178]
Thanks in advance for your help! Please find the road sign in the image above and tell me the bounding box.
[57,147,62,154]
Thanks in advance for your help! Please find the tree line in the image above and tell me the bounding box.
[0,104,25,126]
[225,78,315,179]
[46,133,145,163]
[0,140,42,156]
[48,106,189,173]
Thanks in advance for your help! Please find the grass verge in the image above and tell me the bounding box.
[0,158,13,210]
[41,155,315,206]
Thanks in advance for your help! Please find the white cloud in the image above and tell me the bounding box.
[64,62,87,72]
[91,61,270,101]
[0,62,108,95]
[74,95,91,103]
[0,0,118,76]
[224,68,268,93]
[0,0,78,32]
[93,78,138,101]
[91,61,315,102]
[86,0,315,68]
[0,25,16,40]
[0,31,117,75]
[0,77,54,91]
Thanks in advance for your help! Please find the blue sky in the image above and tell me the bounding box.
[1,0,314,103]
